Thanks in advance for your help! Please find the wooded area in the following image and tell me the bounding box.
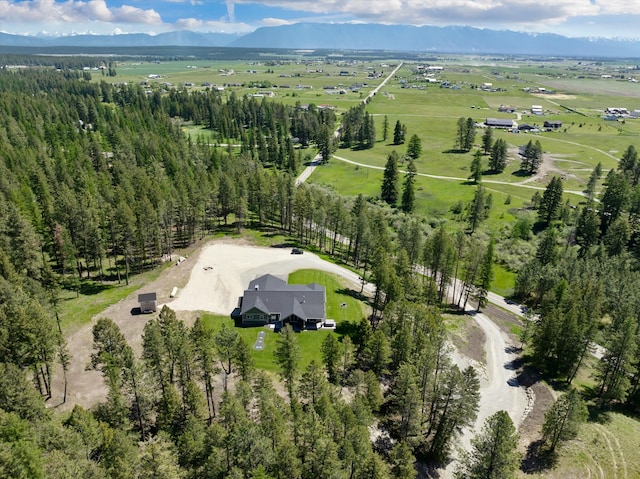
[1,63,640,478]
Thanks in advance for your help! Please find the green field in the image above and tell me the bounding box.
[521,412,640,479]
[201,268,367,373]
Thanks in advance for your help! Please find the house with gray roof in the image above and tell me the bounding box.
[232,274,326,330]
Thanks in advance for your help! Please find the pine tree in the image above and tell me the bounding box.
[401,159,417,213]
[406,134,422,160]
[321,333,341,384]
[489,138,508,173]
[469,150,483,184]
[584,165,600,200]
[455,410,520,479]
[467,186,487,234]
[393,120,405,145]
[482,127,493,155]
[542,389,588,452]
[537,176,563,226]
[383,115,389,142]
[274,325,301,403]
[381,151,400,205]
[475,239,494,312]
[599,171,630,234]
[464,117,476,151]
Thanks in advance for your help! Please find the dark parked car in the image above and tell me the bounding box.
[291,247,303,255]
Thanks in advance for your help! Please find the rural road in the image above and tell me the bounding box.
[331,154,587,197]
[295,62,403,186]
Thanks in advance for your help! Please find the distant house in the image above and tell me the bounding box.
[518,124,536,131]
[485,118,515,129]
[232,274,326,330]
[531,105,544,115]
[138,292,157,313]
[606,107,629,116]
[543,121,563,129]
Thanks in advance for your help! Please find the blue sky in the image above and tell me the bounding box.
[0,0,638,39]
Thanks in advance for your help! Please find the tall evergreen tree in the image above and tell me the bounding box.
[274,325,301,403]
[489,138,508,173]
[406,134,422,160]
[599,171,630,234]
[469,150,483,184]
[475,239,494,312]
[537,176,564,226]
[381,151,400,205]
[482,127,493,155]
[401,160,417,213]
[455,410,520,479]
[467,186,487,234]
[393,120,405,145]
[464,117,476,151]
[542,389,588,452]
[382,115,389,142]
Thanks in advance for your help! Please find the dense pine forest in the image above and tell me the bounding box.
[1,64,640,478]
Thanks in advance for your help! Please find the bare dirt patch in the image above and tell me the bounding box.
[508,147,585,187]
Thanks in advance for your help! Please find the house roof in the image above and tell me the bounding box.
[486,118,514,127]
[240,274,325,320]
[138,292,157,302]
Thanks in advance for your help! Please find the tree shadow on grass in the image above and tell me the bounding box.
[335,320,360,339]
[335,287,371,306]
[521,439,557,473]
[443,148,468,154]
[61,279,114,296]
[512,169,533,178]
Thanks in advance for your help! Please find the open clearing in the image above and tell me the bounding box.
[52,239,374,410]
[53,238,528,479]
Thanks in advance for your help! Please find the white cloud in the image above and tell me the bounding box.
[0,0,161,25]
[260,17,294,26]
[174,17,253,33]
[229,0,613,29]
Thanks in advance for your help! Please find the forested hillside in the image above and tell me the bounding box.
[2,64,640,478]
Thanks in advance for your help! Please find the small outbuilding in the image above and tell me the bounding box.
[543,121,563,129]
[138,292,157,313]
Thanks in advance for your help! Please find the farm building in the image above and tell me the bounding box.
[232,274,326,330]
[544,121,563,129]
[485,118,515,128]
[531,105,544,115]
[138,292,157,313]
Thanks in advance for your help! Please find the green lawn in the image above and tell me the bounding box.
[57,266,166,333]
[201,268,367,373]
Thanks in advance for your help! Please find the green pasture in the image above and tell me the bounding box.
[96,56,640,299]
[520,411,640,479]
[201,268,366,373]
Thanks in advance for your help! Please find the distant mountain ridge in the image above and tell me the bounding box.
[2,23,640,57]
[0,30,242,48]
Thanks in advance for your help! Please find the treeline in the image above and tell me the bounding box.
[0,68,504,478]
[0,298,483,478]
[0,69,334,284]
[514,149,640,412]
